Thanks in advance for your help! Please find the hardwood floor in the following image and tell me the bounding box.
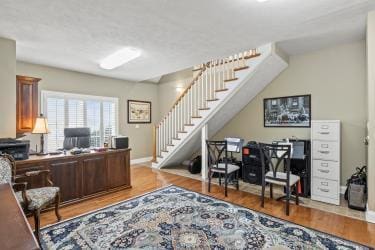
[31,166,375,247]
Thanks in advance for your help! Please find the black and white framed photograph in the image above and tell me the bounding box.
[127,100,152,124]
[264,94,311,127]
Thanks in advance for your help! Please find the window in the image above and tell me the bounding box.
[42,91,118,151]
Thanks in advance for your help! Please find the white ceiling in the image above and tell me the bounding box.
[0,0,374,81]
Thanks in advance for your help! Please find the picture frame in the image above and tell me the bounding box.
[264,94,311,128]
[127,100,152,124]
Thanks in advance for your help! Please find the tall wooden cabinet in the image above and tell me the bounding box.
[16,75,41,134]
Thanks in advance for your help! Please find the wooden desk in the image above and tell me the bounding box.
[0,183,39,250]
[15,149,131,206]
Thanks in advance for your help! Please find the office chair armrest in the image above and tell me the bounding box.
[16,170,54,187]
[12,181,27,192]
[11,182,30,208]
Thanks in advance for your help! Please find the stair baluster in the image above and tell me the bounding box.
[152,48,260,162]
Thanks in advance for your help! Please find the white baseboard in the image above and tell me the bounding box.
[340,185,347,195]
[366,210,375,223]
[131,156,152,165]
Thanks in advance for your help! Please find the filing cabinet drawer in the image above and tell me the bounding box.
[312,122,340,141]
[312,141,339,161]
[312,160,339,181]
[312,178,338,199]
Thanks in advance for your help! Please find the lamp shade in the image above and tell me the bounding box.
[32,116,49,134]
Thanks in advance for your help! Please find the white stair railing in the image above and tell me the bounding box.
[152,49,260,162]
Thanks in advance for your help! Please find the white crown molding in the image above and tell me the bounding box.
[131,156,152,165]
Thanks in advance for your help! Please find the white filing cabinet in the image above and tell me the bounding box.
[311,120,341,205]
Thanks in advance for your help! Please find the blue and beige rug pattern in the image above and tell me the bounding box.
[40,185,370,249]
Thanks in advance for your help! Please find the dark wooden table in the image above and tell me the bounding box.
[0,183,39,250]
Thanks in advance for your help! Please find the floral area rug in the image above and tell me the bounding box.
[40,185,371,249]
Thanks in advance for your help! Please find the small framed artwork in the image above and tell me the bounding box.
[127,100,152,124]
[264,94,311,127]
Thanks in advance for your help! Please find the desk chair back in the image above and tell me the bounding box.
[259,143,291,184]
[63,127,91,150]
[0,154,15,184]
[206,140,228,173]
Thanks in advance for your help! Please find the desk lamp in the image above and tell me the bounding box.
[32,114,49,155]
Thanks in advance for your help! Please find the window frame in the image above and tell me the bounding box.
[41,90,119,150]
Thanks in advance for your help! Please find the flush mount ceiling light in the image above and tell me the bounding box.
[100,47,141,70]
[257,0,269,2]
[176,86,184,93]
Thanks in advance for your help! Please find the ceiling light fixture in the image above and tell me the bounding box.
[257,0,269,2]
[176,86,184,93]
[100,47,141,70]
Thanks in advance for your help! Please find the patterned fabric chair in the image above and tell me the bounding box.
[0,154,61,243]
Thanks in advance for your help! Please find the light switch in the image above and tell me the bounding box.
[135,124,140,129]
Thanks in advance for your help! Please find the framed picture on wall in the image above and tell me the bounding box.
[264,94,311,127]
[127,100,152,124]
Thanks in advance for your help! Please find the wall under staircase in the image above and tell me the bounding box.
[152,43,288,169]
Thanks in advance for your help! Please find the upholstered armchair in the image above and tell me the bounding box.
[0,154,61,242]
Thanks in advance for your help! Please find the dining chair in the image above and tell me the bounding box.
[206,140,240,196]
[259,143,300,215]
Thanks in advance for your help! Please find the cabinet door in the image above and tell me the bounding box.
[82,156,107,196]
[16,76,40,133]
[50,160,81,202]
[107,152,130,189]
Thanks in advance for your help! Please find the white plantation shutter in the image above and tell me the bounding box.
[42,91,118,151]
[46,97,65,151]
[68,99,84,128]
[86,100,101,147]
[103,101,116,143]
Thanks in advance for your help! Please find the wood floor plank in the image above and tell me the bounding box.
[31,166,375,247]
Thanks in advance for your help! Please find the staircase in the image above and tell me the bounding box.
[152,43,288,169]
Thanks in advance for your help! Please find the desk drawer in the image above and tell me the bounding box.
[312,122,339,141]
[312,178,338,199]
[312,141,339,161]
[313,160,339,181]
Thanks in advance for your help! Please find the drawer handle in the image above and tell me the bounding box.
[318,169,329,173]
[321,125,329,129]
[319,188,330,193]
[321,162,329,167]
[319,132,330,135]
[321,181,329,186]
[318,150,330,154]
[321,144,329,148]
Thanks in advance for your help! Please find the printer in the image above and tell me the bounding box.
[0,138,30,160]
[109,136,129,149]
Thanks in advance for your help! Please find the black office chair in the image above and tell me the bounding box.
[63,128,91,150]
[206,140,240,197]
[259,143,300,216]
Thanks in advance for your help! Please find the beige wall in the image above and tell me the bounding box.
[367,11,375,212]
[0,38,16,138]
[16,62,159,159]
[214,41,367,185]
[157,68,193,118]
